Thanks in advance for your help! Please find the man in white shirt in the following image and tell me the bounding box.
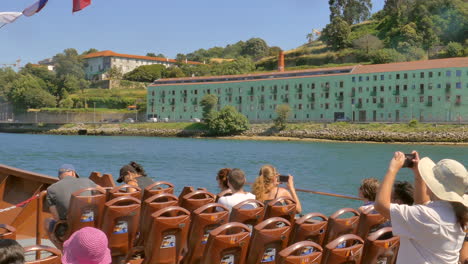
[218,168,256,212]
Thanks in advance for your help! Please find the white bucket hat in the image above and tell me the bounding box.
[418,157,468,206]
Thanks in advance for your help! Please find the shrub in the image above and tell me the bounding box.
[445,42,464,57]
[370,49,405,64]
[408,119,419,128]
[207,106,249,136]
[274,104,291,130]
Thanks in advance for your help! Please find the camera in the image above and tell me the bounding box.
[278,175,289,182]
[402,153,416,168]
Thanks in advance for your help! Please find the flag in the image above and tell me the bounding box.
[0,12,23,25]
[23,0,49,17]
[73,0,91,13]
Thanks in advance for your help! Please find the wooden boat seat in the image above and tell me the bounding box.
[289,212,328,246]
[141,181,175,201]
[322,208,360,246]
[361,227,400,264]
[177,186,207,200]
[136,193,179,246]
[107,184,142,201]
[200,222,251,264]
[246,217,292,264]
[179,190,215,214]
[51,187,107,246]
[24,245,62,264]
[278,241,323,264]
[0,223,16,239]
[215,188,233,202]
[88,171,116,188]
[127,206,191,264]
[229,199,264,230]
[322,234,364,264]
[101,196,141,257]
[356,205,387,239]
[264,196,297,225]
[185,203,230,264]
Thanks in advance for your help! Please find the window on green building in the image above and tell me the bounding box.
[456,82,461,89]
[396,74,400,79]
[340,81,344,88]
[352,77,356,82]
[312,83,315,89]
[429,72,433,78]
[380,75,384,81]
[420,72,424,78]
[456,70,461,77]
[446,71,451,77]
[404,73,408,79]
[373,75,377,81]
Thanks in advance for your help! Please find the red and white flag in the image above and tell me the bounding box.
[73,0,91,13]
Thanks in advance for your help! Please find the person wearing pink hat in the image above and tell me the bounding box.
[62,227,111,264]
[375,151,468,264]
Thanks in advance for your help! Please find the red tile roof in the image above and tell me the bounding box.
[352,57,468,74]
[82,50,202,65]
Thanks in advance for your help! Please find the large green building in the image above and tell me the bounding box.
[147,57,467,123]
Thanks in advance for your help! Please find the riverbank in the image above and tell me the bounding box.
[1,122,466,144]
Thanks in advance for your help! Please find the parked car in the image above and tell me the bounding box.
[124,118,135,123]
[190,118,201,123]
[147,117,158,123]
[335,117,351,122]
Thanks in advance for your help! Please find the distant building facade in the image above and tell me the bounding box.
[37,58,55,71]
[147,57,468,123]
[83,50,200,80]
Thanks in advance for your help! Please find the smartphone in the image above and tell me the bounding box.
[402,153,416,168]
[278,175,289,182]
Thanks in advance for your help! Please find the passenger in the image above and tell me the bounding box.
[117,161,154,190]
[62,227,111,264]
[358,178,380,209]
[44,164,97,247]
[216,168,232,191]
[375,151,468,264]
[217,168,255,211]
[252,165,302,214]
[0,239,24,264]
[460,235,468,264]
[391,180,414,205]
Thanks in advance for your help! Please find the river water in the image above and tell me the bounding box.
[1,133,466,215]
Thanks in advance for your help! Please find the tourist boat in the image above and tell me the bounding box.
[0,163,400,264]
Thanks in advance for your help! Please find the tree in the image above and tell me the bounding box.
[352,34,383,54]
[268,46,282,57]
[207,106,250,136]
[106,66,123,80]
[81,48,98,55]
[321,17,351,50]
[274,104,291,130]
[369,48,405,64]
[53,48,86,80]
[241,38,269,59]
[0,67,18,97]
[200,94,218,121]
[146,53,157,57]
[445,42,464,57]
[211,57,255,76]
[165,67,185,78]
[123,64,166,82]
[329,0,372,24]
[176,53,187,62]
[7,75,55,109]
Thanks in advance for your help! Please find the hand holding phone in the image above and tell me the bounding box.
[278,175,289,183]
[402,153,416,168]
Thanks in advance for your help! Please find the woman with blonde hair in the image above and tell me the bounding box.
[252,165,302,213]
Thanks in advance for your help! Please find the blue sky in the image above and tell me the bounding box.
[1,0,385,65]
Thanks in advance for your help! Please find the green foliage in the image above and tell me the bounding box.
[321,17,351,50]
[53,48,86,80]
[123,64,166,82]
[207,106,250,136]
[180,64,212,77]
[274,104,291,130]
[211,58,255,75]
[81,48,98,55]
[0,67,19,97]
[107,66,123,80]
[146,53,166,58]
[369,48,405,64]
[7,75,56,109]
[408,119,419,128]
[352,34,383,54]
[165,67,185,78]
[200,94,218,121]
[445,42,464,57]
[242,38,269,59]
[329,0,372,24]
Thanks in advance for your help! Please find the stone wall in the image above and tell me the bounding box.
[14,112,147,123]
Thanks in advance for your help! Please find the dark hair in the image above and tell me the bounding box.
[129,161,147,177]
[392,181,414,205]
[0,239,24,264]
[359,178,380,202]
[217,168,231,190]
[450,202,468,230]
[228,169,246,191]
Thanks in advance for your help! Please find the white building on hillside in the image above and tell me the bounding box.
[83,50,201,80]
